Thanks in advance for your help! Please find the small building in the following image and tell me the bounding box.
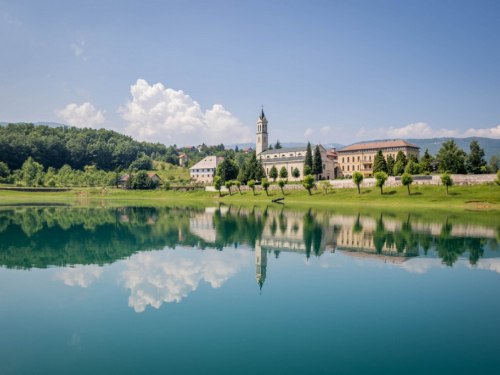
[118,173,161,187]
[190,156,223,184]
[243,147,254,153]
[337,140,420,177]
[179,153,190,166]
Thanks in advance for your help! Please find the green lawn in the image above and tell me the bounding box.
[0,183,499,210]
[149,161,191,182]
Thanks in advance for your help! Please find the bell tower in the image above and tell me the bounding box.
[255,242,267,291]
[256,108,268,156]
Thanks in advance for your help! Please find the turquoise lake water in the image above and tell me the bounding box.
[0,204,499,374]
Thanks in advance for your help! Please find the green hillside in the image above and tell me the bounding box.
[406,137,500,160]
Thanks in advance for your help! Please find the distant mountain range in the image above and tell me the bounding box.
[226,142,346,151]
[0,121,70,128]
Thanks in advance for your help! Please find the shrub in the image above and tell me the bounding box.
[319,180,330,195]
[495,170,500,185]
[235,180,242,194]
[292,168,300,179]
[302,175,315,195]
[262,178,270,196]
[47,179,56,187]
[214,176,223,196]
[248,180,256,195]
[278,179,286,195]
[164,182,171,190]
[441,173,453,195]
[225,180,234,195]
[279,166,288,180]
[269,166,278,182]
[401,173,413,195]
[352,172,364,194]
[374,172,388,195]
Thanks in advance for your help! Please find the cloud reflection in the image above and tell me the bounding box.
[120,248,252,313]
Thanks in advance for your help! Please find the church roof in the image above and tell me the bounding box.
[260,145,308,155]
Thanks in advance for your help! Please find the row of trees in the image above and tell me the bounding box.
[0,157,158,189]
[371,140,498,176]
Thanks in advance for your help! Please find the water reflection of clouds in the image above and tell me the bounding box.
[53,265,104,288]
[120,248,252,313]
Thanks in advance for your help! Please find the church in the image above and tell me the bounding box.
[256,109,340,181]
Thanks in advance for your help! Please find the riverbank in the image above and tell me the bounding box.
[0,183,499,209]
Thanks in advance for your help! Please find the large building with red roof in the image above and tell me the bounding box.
[337,140,420,177]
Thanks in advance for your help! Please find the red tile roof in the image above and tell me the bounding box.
[338,140,420,152]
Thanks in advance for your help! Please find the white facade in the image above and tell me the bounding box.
[190,156,222,184]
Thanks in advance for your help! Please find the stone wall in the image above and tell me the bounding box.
[205,174,497,192]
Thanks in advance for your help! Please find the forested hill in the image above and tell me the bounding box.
[0,123,179,171]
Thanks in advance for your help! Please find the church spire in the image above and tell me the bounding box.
[259,108,266,120]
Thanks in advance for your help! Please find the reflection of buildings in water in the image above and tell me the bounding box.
[255,244,267,290]
[336,226,419,257]
[189,211,216,243]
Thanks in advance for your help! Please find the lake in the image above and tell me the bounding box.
[0,202,499,374]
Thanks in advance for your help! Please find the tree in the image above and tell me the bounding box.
[312,146,323,177]
[248,179,256,195]
[304,142,313,171]
[279,166,288,180]
[319,180,330,195]
[374,171,388,195]
[395,151,408,168]
[255,157,266,180]
[214,176,223,197]
[393,160,405,176]
[303,165,312,176]
[352,171,364,194]
[302,174,315,195]
[401,173,413,195]
[262,178,270,196]
[292,167,300,179]
[420,149,433,174]
[408,154,419,164]
[216,158,239,183]
[235,180,241,194]
[225,180,234,195]
[237,161,248,183]
[130,154,153,171]
[436,140,466,174]
[235,145,239,153]
[489,154,499,173]
[21,157,44,187]
[275,140,282,149]
[386,154,395,176]
[404,160,420,175]
[373,149,388,173]
[269,165,278,181]
[495,170,500,185]
[441,173,453,195]
[278,179,286,195]
[0,162,10,182]
[466,140,487,174]
[131,170,152,189]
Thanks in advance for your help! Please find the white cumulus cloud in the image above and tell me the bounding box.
[119,79,252,146]
[53,264,104,288]
[54,102,105,128]
[320,126,330,133]
[304,128,313,137]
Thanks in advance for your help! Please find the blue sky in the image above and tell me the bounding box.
[1,0,500,146]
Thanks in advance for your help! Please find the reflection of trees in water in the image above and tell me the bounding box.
[0,206,498,270]
[303,210,324,259]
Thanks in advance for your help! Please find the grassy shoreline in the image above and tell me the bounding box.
[0,184,499,210]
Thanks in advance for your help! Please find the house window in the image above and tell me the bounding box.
[347,157,350,162]
[323,164,325,169]
[342,157,344,163]
[342,166,344,171]
[347,165,350,171]
[290,154,293,157]
[364,156,366,161]
[298,153,302,156]
[357,156,360,161]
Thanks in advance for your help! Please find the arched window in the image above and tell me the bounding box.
[347,157,350,162]
[342,157,344,162]
[347,165,350,171]
[342,166,344,171]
